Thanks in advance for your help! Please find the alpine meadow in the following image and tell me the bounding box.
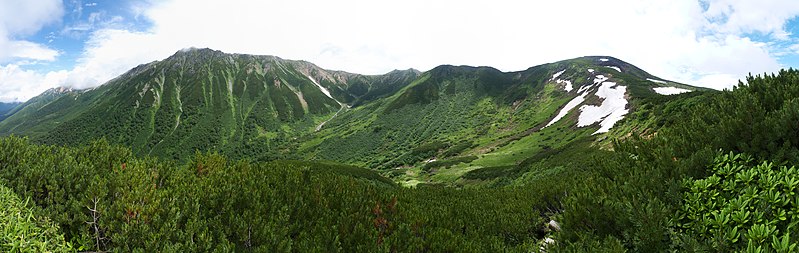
[2,1,799,252]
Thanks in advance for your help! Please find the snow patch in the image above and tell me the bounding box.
[599,58,609,62]
[545,92,587,127]
[544,74,629,133]
[646,78,667,84]
[593,75,608,84]
[653,87,691,95]
[551,70,565,80]
[587,69,594,73]
[556,79,573,92]
[607,66,621,72]
[577,82,629,135]
[307,75,334,100]
[577,84,593,94]
[574,75,607,94]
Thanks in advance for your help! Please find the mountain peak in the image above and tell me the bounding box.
[176,47,219,54]
[1,51,705,164]
[582,56,620,62]
[43,86,76,95]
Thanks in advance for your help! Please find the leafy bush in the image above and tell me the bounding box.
[553,69,799,251]
[442,141,474,157]
[0,184,73,252]
[0,136,562,252]
[674,152,799,252]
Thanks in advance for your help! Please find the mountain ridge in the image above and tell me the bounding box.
[0,102,21,121]
[0,48,706,184]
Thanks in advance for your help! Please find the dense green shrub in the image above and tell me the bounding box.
[0,136,560,252]
[0,184,73,252]
[2,65,798,252]
[674,152,799,252]
[422,156,477,171]
[553,69,799,251]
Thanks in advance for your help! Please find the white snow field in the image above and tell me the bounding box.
[577,81,629,134]
[653,87,691,95]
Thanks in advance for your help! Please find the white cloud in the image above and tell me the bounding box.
[0,0,64,102]
[702,0,799,37]
[3,0,799,102]
[64,0,798,90]
[0,0,63,35]
[0,64,68,102]
[791,43,799,53]
[0,40,60,62]
[0,0,62,63]
[62,29,170,89]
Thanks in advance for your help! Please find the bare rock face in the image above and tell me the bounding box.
[548,220,561,232]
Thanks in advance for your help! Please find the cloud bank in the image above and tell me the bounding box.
[1,0,798,102]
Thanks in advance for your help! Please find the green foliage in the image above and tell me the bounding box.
[350,69,421,106]
[0,183,73,252]
[674,152,799,251]
[551,69,799,251]
[384,74,438,112]
[0,102,21,121]
[271,160,397,186]
[463,165,520,180]
[4,50,799,252]
[442,141,474,157]
[309,63,571,172]
[422,156,478,171]
[0,49,412,163]
[0,136,565,252]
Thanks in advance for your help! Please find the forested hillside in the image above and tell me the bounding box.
[0,49,420,161]
[554,69,799,251]
[301,56,704,185]
[0,68,797,251]
[0,136,565,252]
[0,51,701,180]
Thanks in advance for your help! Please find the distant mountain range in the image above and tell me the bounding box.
[0,102,21,121]
[0,48,705,184]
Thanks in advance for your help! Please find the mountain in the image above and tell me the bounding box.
[0,48,420,160]
[0,50,702,183]
[0,88,82,137]
[0,102,21,121]
[300,56,706,185]
[7,48,799,252]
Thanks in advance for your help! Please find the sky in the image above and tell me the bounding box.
[1,0,799,103]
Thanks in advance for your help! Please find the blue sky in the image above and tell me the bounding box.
[777,18,799,67]
[26,0,151,72]
[1,0,799,102]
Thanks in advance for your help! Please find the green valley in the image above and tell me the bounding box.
[1,49,797,252]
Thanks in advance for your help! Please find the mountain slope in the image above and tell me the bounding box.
[0,88,85,137]
[0,102,21,121]
[301,56,706,185]
[0,48,419,160]
[2,66,797,252]
[0,51,704,184]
